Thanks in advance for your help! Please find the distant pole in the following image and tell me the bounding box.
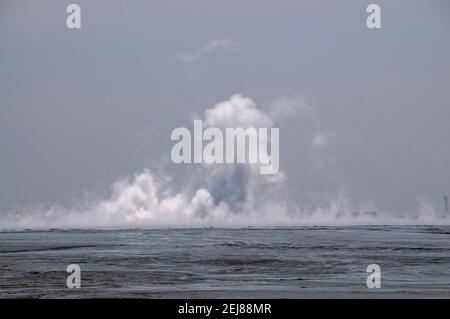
[444,195,449,214]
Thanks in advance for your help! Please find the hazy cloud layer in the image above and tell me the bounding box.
[175,39,240,64]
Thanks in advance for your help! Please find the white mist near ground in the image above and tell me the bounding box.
[0,94,448,230]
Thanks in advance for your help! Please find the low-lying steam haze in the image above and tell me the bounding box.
[1,0,450,229]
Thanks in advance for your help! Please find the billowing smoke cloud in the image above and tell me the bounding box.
[1,94,448,230]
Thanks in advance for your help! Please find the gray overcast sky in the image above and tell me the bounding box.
[1,0,450,216]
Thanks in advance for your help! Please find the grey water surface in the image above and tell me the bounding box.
[1,226,450,298]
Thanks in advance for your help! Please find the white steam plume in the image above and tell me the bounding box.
[1,94,448,229]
